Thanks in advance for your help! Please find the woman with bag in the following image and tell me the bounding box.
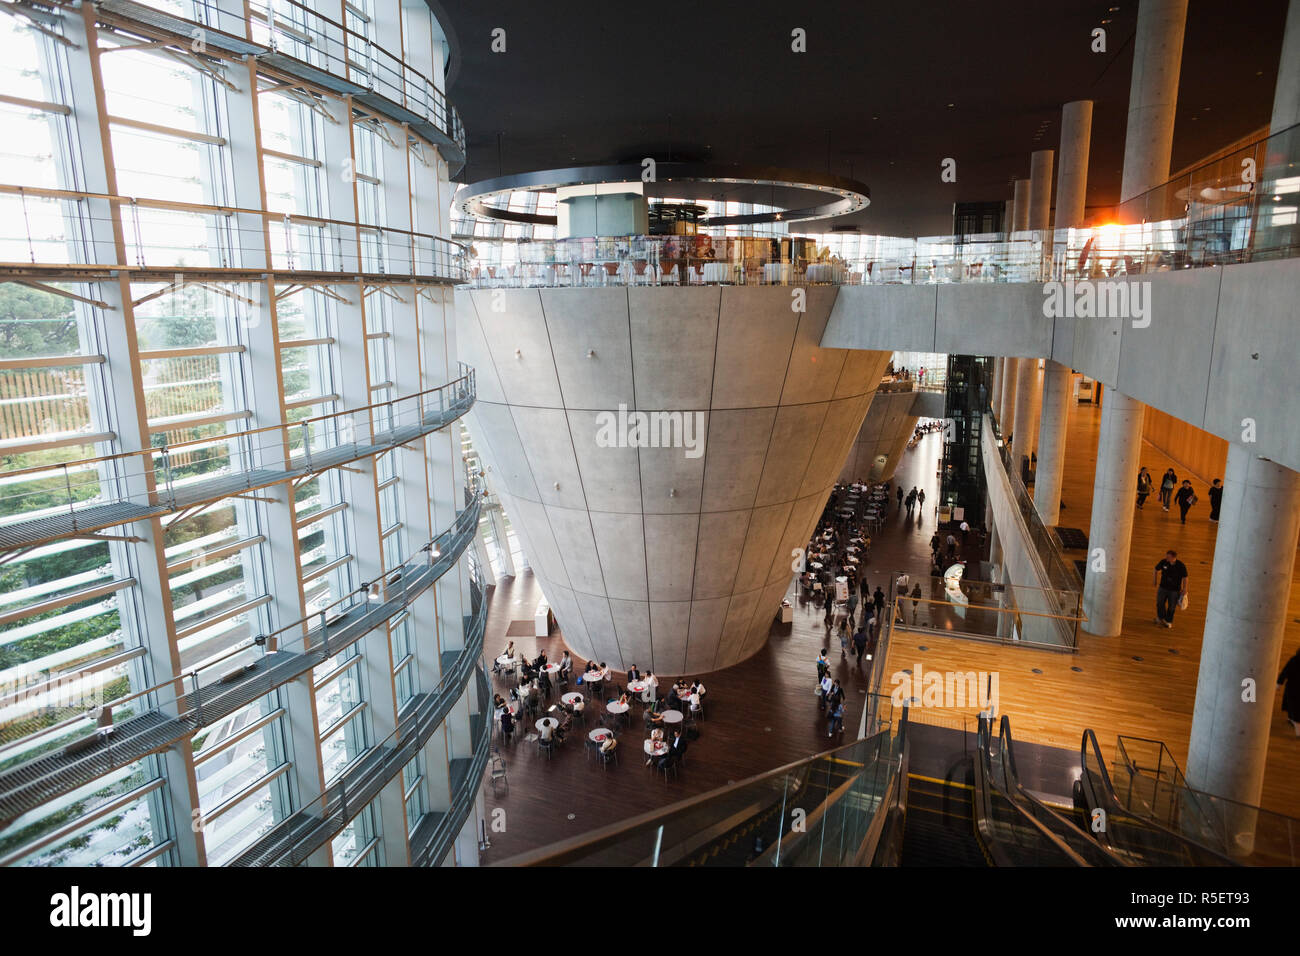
[1159,468,1177,511]
[1136,467,1153,510]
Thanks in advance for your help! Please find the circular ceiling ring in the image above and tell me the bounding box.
[454,162,870,228]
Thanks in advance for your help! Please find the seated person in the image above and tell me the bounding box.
[538,720,554,743]
[646,708,664,730]
[555,713,572,742]
[599,735,618,757]
[650,727,665,742]
[534,650,548,669]
[572,696,585,716]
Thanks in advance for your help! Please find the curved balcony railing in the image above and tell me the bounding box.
[0,483,483,826]
[227,575,489,867]
[91,0,465,165]
[0,365,476,556]
[0,184,469,284]
[463,123,1299,290]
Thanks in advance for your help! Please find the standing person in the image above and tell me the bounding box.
[1174,480,1197,524]
[852,624,868,663]
[819,671,834,712]
[1153,550,1189,629]
[823,587,835,626]
[1159,468,1178,511]
[873,585,886,619]
[897,485,904,511]
[960,520,970,548]
[837,617,850,659]
[910,582,923,624]
[816,649,829,681]
[905,489,916,517]
[846,589,859,628]
[945,532,957,561]
[917,488,926,515]
[929,531,941,559]
[826,691,847,738]
[1136,467,1153,510]
[1208,478,1223,522]
[1278,650,1300,737]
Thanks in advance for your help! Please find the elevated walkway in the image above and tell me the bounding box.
[0,368,475,559]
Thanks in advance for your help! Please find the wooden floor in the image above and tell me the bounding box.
[477,404,1300,862]
[884,398,1300,817]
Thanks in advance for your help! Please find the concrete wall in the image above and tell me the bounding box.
[457,286,891,674]
[980,416,1076,648]
[838,388,944,484]
[822,260,1300,473]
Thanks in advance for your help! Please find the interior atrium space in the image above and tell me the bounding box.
[0,0,1296,934]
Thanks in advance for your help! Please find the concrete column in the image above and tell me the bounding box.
[1120,0,1188,198]
[1012,179,1030,232]
[991,357,1004,415]
[999,358,1019,439]
[1186,448,1300,845]
[1083,0,1186,636]
[1027,149,1054,230]
[1081,392,1145,636]
[1034,361,1072,525]
[1011,359,1040,465]
[1034,101,1092,525]
[1272,0,1300,129]
[1055,101,1094,227]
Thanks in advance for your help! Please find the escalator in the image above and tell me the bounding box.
[1074,728,1237,866]
[899,770,989,866]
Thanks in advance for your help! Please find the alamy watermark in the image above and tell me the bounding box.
[594,404,705,459]
[890,663,999,710]
[1041,279,1150,328]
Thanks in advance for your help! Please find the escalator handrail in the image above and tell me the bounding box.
[1080,728,1239,866]
[996,716,1121,865]
[974,717,1097,866]
[870,703,911,866]
[495,724,897,866]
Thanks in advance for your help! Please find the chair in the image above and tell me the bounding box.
[537,737,555,760]
[490,752,508,793]
[598,744,619,770]
[658,755,678,783]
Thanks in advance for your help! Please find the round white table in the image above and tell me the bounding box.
[495,655,513,668]
[606,701,629,716]
[541,663,560,677]
[627,681,647,695]
[588,728,613,743]
[661,709,684,725]
[701,261,731,283]
[763,262,792,283]
[643,739,668,757]
[562,692,584,706]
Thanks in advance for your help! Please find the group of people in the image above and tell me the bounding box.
[816,664,848,737]
[1136,467,1223,524]
[896,484,926,519]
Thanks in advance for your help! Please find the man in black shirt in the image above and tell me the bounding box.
[1208,478,1223,522]
[1174,480,1197,524]
[1154,550,1189,628]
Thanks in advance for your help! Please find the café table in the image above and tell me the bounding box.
[643,739,669,759]
[587,727,614,760]
[562,692,584,706]
[701,261,731,283]
[628,680,648,696]
[541,663,560,679]
[606,701,630,723]
[763,261,792,283]
[661,709,684,726]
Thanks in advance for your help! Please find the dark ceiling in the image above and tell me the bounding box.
[429,0,1290,236]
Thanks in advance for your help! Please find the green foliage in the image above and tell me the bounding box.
[0,283,78,359]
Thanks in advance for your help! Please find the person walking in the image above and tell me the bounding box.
[1208,478,1223,522]
[1153,549,1189,629]
[917,488,926,515]
[897,485,904,511]
[1174,480,1197,524]
[945,532,957,561]
[1159,468,1178,511]
[852,624,868,663]
[1278,650,1300,737]
[929,531,940,558]
[823,587,835,626]
[819,672,834,712]
[846,589,859,628]
[905,488,916,517]
[910,582,923,624]
[837,617,850,659]
[1136,467,1153,510]
[960,520,970,548]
